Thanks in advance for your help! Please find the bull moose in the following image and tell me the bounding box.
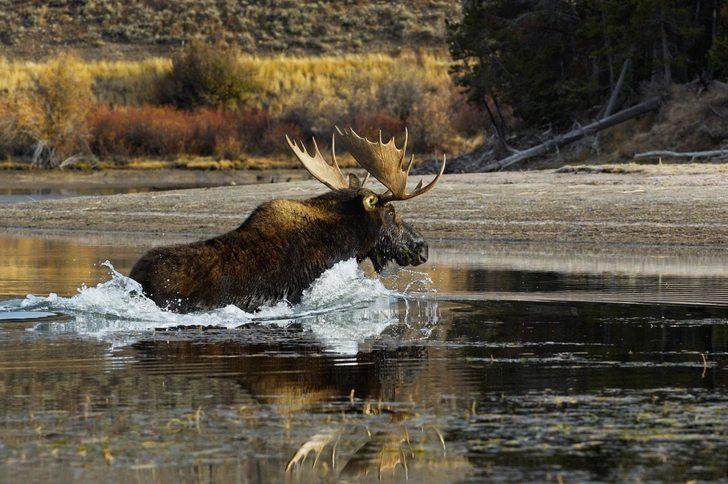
[129,127,446,313]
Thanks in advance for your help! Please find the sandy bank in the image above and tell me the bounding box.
[1,167,727,251]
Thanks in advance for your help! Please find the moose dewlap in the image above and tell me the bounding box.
[129,127,446,313]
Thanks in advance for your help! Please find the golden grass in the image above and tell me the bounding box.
[118,157,299,171]
[90,58,172,105]
[0,56,171,106]
[0,51,451,109]
[123,159,172,170]
[250,52,449,88]
[178,159,245,170]
[0,160,32,170]
[246,52,451,113]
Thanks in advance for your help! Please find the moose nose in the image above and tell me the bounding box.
[415,244,428,265]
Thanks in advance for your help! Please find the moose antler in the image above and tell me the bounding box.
[286,133,371,190]
[286,133,349,190]
[336,127,446,202]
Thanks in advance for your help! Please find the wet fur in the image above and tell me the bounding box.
[130,187,426,313]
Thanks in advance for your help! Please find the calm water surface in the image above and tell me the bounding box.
[1,232,727,483]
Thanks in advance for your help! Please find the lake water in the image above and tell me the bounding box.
[1,231,727,483]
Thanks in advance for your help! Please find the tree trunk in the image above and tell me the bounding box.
[593,58,631,153]
[492,95,510,136]
[480,97,661,172]
[482,96,503,138]
[661,21,672,86]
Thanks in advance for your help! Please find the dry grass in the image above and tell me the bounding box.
[0,0,459,60]
[0,160,32,170]
[248,52,451,112]
[630,85,728,155]
[1,52,451,110]
[4,51,724,170]
[123,160,173,170]
[0,56,171,106]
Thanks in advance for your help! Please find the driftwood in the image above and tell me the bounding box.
[480,97,661,172]
[634,149,728,161]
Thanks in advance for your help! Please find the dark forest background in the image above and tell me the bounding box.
[449,0,728,130]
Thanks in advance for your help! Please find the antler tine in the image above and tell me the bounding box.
[286,134,349,190]
[389,152,447,203]
[336,126,446,202]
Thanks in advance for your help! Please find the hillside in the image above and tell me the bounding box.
[0,0,460,61]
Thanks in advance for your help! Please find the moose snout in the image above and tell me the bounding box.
[413,242,428,265]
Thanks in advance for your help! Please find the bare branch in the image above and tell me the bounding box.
[633,149,728,161]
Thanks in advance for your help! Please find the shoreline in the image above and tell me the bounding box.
[1,167,728,252]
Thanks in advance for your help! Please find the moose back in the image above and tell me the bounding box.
[129,127,445,313]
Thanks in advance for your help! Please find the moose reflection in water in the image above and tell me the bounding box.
[127,314,467,482]
[129,127,446,313]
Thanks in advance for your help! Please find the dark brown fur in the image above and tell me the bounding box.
[129,186,427,313]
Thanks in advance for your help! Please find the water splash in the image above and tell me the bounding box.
[0,259,432,354]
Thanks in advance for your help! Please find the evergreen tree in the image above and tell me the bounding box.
[709,3,728,79]
[448,0,589,130]
[449,0,719,130]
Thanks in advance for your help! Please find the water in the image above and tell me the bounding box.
[0,169,311,203]
[0,186,158,203]
[1,232,727,483]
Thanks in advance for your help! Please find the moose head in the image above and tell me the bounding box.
[286,127,446,272]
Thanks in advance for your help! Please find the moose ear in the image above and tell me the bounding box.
[362,193,378,211]
[348,173,361,189]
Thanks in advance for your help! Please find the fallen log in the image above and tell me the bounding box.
[481,97,661,172]
[633,149,728,161]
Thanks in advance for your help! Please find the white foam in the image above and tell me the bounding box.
[6,259,404,354]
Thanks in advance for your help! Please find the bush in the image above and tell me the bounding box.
[6,52,94,168]
[158,41,257,110]
[375,70,426,125]
[410,85,455,153]
[351,111,404,143]
[88,105,191,158]
[87,105,300,160]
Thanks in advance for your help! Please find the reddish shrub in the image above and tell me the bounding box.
[88,105,190,157]
[87,105,294,159]
[261,122,305,155]
[234,108,275,154]
[187,109,239,156]
[352,112,405,143]
[448,85,493,137]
